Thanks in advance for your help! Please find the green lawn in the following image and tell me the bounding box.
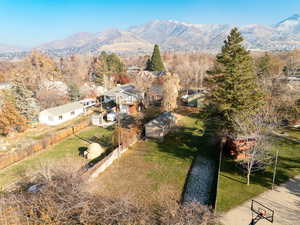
[216,129,300,212]
[92,114,215,208]
[0,126,114,189]
[282,127,300,140]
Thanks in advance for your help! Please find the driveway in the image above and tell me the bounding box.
[221,175,300,225]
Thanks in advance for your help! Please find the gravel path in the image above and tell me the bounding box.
[221,175,300,225]
[183,155,216,205]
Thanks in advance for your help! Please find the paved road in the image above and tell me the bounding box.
[221,175,300,225]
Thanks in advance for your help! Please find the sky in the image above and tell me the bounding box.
[0,0,299,47]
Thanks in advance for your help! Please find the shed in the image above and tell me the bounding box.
[145,112,177,139]
[39,102,84,126]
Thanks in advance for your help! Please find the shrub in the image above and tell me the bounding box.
[0,165,218,225]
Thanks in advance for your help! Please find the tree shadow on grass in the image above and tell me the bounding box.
[153,117,221,206]
[154,125,219,162]
[89,135,113,151]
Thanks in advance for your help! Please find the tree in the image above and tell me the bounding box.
[208,28,263,134]
[161,72,180,112]
[90,52,126,87]
[16,51,63,91]
[256,53,272,78]
[233,106,277,185]
[36,88,69,109]
[68,82,81,101]
[11,79,40,121]
[0,100,27,136]
[147,44,165,72]
[145,58,151,71]
[112,73,131,85]
[60,55,91,85]
[0,164,218,225]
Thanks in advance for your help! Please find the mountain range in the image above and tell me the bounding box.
[1,14,300,59]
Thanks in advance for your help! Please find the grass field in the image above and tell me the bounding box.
[216,129,300,212]
[91,114,215,208]
[0,126,114,189]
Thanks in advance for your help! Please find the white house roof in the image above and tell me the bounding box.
[41,102,83,117]
[0,82,11,90]
[104,84,142,99]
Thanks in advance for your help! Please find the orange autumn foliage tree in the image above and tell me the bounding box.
[0,100,27,136]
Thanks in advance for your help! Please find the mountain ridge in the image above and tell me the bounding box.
[1,14,300,59]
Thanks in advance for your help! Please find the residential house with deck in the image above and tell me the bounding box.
[103,84,144,115]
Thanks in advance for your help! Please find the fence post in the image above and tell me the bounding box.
[272,149,279,190]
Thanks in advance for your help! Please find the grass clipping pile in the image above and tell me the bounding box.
[0,165,218,225]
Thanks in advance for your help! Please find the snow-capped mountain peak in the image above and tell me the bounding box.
[274,14,300,32]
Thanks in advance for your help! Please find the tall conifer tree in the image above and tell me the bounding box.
[208,28,263,133]
[148,44,165,72]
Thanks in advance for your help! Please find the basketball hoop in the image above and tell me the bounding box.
[258,208,266,217]
[250,200,274,225]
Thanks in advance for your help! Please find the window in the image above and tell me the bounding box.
[59,115,63,120]
[71,111,75,116]
[48,116,53,121]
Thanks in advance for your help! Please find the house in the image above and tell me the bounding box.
[127,66,142,75]
[146,84,163,105]
[223,136,257,159]
[79,98,97,109]
[181,89,207,107]
[103,84,144,114]
[145,112,177,139]
[39,102,85,126]
[0,82,11,90]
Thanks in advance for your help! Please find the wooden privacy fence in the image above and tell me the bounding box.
[0,120,90,170]
[86,131,139,181]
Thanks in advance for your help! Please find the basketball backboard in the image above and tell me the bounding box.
[250,200,274,224]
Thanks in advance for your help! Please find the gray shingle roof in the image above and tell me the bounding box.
[146,112,175,128]
[43,102,83,116]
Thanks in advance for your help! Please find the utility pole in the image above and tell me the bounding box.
[117,95,122,161]
[272,149,279,190]
[214,138,224,214]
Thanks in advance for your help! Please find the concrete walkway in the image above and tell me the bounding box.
[183,155,216,205]
[221,175,300,225]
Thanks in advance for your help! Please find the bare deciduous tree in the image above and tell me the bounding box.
[0,164,218,225]
[161,72,180,112]
[36,88,69,109]
[233,105,279,185]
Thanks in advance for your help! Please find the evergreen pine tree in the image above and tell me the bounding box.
[68,83,81,101]
[149,44,165,72]
[11,79,40,122]
[145,58,152,71]
[208,28,263,134]
[256,53,271,78]
[92,51,125,86]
